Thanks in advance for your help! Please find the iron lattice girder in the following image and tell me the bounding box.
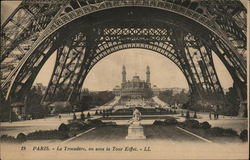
[202,0,247,51]
[42,33,87,102]
[49,0,246,67]
[41,24,224,103]
[0,1,65,91]
[1,2,62,60]
[0,0,247,104]
[203,34,247,86]
[5,34,60,102]
[100,27,172,42]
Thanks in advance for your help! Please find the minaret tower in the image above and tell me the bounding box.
[122,65,126,83]
[146,65,150,83]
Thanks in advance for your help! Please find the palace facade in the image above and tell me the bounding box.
[113,66,159,98]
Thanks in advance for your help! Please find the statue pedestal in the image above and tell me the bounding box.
[126,122,146,140]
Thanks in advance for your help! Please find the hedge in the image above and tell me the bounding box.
[206,127,238,137]
[27,130,69,140]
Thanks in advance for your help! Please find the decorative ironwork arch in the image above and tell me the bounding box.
[86,42,191,88]
[89,43,183,73]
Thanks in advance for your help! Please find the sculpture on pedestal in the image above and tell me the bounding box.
[130,108,141,123]
[126,108,146,140]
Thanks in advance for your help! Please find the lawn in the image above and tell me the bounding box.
[69,125,203,142]
[177,126,242,143]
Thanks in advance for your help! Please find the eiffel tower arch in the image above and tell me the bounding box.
[0,0,247,114]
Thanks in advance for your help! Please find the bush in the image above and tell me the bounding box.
[53,104,72,114]
[16,133,26,142]
[153,117,178,126]
[153,120,165,126]
[239,130,248,142]
[0,110,19,122]
[87,119,104,126]
[184,119,200,128]
[200,121,211,129]
[0,135,17,143]
[27,130,69,140]
[207,127,238,137]
[164,117,178,125]
[58,123,68,132]
[67,122,88,137]
[67,122,86,131]
[27,105,50,119]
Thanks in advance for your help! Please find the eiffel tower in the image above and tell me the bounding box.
[0,0,247,115]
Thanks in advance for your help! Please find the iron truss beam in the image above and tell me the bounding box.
[0,0,68,93]
[42,32,87,102]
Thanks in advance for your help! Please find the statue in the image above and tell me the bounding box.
[126,108,146,139]
[128,108,141,125]
[132,108,141,122]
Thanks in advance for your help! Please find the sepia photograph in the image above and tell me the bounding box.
[0,0,249,159]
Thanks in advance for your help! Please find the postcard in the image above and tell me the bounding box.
[1,0,249,159]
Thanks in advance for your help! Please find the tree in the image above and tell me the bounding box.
[79,91,115,110]
[159,89,189,105]
[223,87,240,116]
[54,87,70,101]
[26,86,49,119]
[0,105,18,122]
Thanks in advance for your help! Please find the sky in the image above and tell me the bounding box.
[1,1,234,91]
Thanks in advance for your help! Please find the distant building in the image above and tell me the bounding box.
[113,66,159,98]
[152,85,160,96]
[161,87,189,95]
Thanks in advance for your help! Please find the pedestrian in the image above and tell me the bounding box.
[106,110,109,118]
[80,112,85,121]
[102,110,106,118]
[186,111,190,119]
[87,112,91,119]
[214,112,216,120]
[193,111,197,118]
[209,111,212,120]
[73,112,77,120]
[58,114,61,120]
